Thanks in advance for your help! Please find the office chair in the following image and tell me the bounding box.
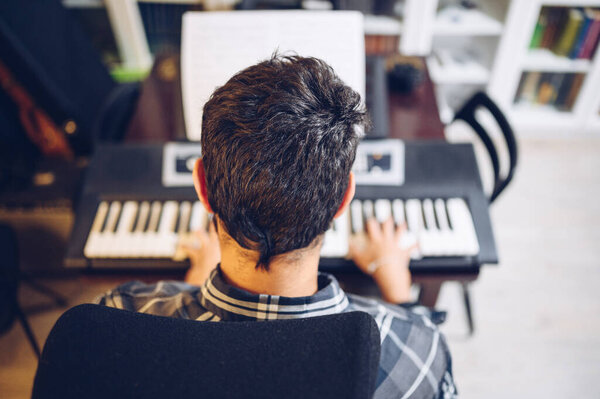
[0,224,67,358]
[32,304,381,399]
[450,91,518,334]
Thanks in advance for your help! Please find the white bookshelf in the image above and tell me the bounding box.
[433,7,503,36]
[523,48,592,72]
[488,0,600,136]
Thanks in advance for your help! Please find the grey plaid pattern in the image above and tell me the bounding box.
[96,267,457,398]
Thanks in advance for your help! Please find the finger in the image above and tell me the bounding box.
[382,217,394,237]
[365,218,382,242]
[394,222,407,242]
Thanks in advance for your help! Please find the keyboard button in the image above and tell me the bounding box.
[84,201,109,258]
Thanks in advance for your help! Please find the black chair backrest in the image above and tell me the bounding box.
[453,92,518,203]
[33,304,381,399]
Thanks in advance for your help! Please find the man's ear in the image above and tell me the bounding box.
[334,172,355,219]
[193,158,214,213]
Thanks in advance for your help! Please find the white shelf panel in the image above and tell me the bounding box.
[427,55,490,85]
[364,15,403,36]
[523,49,592,73]
[434,8,503,36]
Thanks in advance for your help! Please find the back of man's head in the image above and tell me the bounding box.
[201,55,369,269]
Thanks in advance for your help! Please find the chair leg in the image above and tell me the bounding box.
[461,282,475,335]
[22,278,67,307]
[14,302,41,358]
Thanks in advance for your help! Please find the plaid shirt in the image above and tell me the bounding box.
[96,267,457,398]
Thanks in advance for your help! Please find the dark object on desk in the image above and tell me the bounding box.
[387,62,424,94]
[365,56,389,138]
[0,224,67,359]
[33,304,380,399]
[447,91,518,334]
[65,141,497,273]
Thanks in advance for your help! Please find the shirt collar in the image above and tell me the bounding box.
[199,265,349,321]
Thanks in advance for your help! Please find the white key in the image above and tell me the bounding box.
[143,201,162,257]
[134,202,151,233]
[84,201,109,258]
[156,201,179,257]
[374,199,392,223]
[405,199,423,259]
[98,201,121,257]
[362,200,374,221]
[421,199,440,256]
[350,200,363,234]
[392,199,405,226]
[434,199,453,255]
[321,210,350,258]
[447,198,479,256]
[131,201,150,258]
[178,201,192,234]
[111,201,137,257]
[190,201,207,232]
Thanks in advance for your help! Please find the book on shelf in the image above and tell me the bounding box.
[554,9,583,57]
[554,73,575,109]
[579,9,600,59]
[530,8,548,48]
[562,73,584,110]
[515,72,584,111]
[530,7,600,60]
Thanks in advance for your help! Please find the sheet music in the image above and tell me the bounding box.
[181,11,365,141]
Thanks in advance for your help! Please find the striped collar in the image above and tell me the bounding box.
[199,266,350,321]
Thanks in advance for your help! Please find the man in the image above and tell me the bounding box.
[97,55,457,398]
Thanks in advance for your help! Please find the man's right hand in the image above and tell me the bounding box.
[348,218,417,304]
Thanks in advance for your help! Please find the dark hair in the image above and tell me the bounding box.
[201,55,369,269]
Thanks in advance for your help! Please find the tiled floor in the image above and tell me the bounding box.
[1,138,599,398]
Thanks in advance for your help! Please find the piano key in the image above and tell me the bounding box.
[434,199,450,231]
[405,199,423,233]
[362,200,374,222]
[321,210,350,258]
[155,201,179,257]
[111,201,138,257]
[147,202,162,232]
[421,199,440,256]
[189,201,207,231]
[158,201,179,233]
[374,199,392,223]
[392,199,405,226]
[178,201,192,234]
[350,200,363,234]
[404,199,423,259]
[432,199,452,255]
[103,201,121,233]
[100,201,122,255]
[83,201,109,258]
[116,201,138,234]
[134,202,150,232]
[128,201,150,258]
[447,198,479,256]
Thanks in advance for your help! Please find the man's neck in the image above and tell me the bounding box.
[218,233,321,297]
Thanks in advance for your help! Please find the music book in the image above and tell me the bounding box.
[181,10,365,141]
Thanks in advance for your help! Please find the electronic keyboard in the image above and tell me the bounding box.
[65,141,498,274]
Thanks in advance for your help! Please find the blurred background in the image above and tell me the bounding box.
[0,0,599,398]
